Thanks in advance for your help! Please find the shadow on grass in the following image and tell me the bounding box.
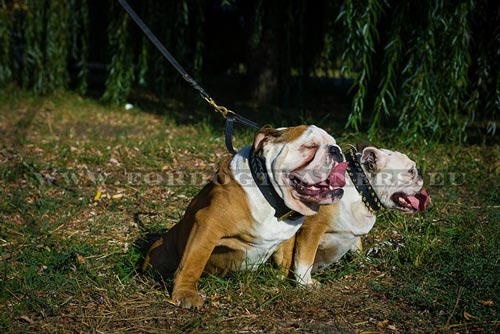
[121,212,176,293]
[132,212,164,258]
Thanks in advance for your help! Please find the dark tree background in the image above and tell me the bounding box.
[0,0,498,143]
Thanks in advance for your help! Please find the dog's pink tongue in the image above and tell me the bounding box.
[329,162,348,188]
[402,189,429,211]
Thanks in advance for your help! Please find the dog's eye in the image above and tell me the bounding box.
[303,144,319,150]
[408,167,416,177]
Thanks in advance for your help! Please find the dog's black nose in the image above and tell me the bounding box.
[328,145,343,162]
[332,188,344,199]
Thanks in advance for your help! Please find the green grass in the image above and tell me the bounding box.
[0,90,499,333]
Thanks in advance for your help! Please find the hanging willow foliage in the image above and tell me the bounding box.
[0,1,13,85]
[0,0,88,94]
[0,0,497,142]
[396,1,471,143]
[22,0,45,93]
[23,0,70,93]
[338,0,498,143]
[338,0,384,132]
[100,0,206,103]
[45,0,70,92]
[101,7,134,104]
[69,0,89,95]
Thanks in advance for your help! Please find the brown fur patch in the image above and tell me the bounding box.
[275,125,308,143]
[253,125,308,154]
[143,157,253,279]
[274,203,340,275]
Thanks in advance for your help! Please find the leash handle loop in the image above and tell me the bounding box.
[224,114,237,154]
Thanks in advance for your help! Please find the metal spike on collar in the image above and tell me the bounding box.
[344,145,385,213]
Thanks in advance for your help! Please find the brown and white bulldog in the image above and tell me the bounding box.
[275,143,429,286]
[142,125,348,308]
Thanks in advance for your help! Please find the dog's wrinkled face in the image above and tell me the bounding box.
[360,146,429,212]
[253,125,347,216]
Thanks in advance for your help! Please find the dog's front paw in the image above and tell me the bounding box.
[307,278,322,289]
[297,276,322,289]
[172,288,205,309]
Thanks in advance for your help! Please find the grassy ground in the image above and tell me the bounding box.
[0,90,498,333]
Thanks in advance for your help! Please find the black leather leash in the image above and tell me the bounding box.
[224,113,260,154]
[118,0,303,220]
[118,0,260,154]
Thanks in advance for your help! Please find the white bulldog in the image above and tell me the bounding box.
[142,125,348,308]
[275,143,429,285]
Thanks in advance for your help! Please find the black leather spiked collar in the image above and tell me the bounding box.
[248,148,303,221]
[344,146,384,213]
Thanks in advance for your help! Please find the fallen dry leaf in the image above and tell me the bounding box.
[479,300,494,307]
[377,319,389,328]
[463,311,476,321]
[112,193,124,200]
[19,315,32,323]
[76,254,87,266]
[94,188,102,201]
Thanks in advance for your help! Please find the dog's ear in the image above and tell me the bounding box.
[360,147,387,172]
[253,127,281,152]
[357,142,377,152]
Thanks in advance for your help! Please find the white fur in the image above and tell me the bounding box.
[294,263,315,285]
[231,146,304,271]
[312,175,375,271]
[299,148,424,278]
[229,125,340,271]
